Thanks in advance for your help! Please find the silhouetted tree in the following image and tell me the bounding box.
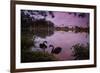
[78,13,86,18]
[68,12,86,18]
[21,10,55,32]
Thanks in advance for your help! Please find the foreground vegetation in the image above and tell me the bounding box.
[71,43,89,60]
[21,51,57,62]
[21,34,57,62]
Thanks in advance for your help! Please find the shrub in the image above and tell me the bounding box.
[71,43,89,60]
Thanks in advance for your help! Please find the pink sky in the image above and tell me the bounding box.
[47,11,89,27]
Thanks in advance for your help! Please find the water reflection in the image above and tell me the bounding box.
[31,29,89,60]
[21,10,89,62]
[33,28,54,38]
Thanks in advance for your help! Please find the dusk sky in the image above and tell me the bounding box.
[46,11,89,27]
[23,10,90,27]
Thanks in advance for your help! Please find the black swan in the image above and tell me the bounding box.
[49,45,62,54]
[39,41,47,52]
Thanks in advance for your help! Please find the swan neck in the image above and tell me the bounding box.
[43,41,47,44]
[50,45,54,49]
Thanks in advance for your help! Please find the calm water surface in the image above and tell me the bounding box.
[31,31,89,61]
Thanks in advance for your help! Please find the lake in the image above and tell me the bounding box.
[31,30,89,61]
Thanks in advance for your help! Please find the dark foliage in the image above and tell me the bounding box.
[21,10,55,28]
[71,43,89,60]
[21,51,57,63]
[21,35,33,50]
[68,12,86,18]
[21,10,55,38]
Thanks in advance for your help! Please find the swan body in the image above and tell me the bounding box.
[49,45,62,54]
[39,41,47,52]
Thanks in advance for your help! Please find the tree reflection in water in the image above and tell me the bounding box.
[21,10,89,62]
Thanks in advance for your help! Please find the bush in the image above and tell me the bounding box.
[71,43,89,60]
[21,35,33,51]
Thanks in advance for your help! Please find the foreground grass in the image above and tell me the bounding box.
[21,51,57,63]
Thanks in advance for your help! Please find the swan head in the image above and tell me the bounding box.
[49,45,54,49]
[43,41,47,44]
